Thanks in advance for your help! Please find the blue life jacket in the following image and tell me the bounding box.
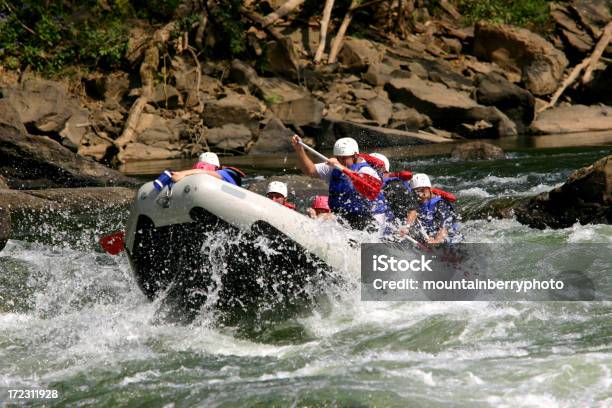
[329,162,386,216]
[418,195,459,241]
[217,169,238,186]
[381,176,412,221]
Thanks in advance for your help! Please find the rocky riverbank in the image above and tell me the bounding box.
[0,0,611,173]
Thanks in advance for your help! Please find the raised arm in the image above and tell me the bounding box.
[291,135,318,178]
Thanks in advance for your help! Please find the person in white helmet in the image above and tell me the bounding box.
[291,135,383,230]
[170,152,245,186]
[266,181,296,209]
[410,173,459,244]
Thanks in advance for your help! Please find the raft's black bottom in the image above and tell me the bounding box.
[127,207,335,324]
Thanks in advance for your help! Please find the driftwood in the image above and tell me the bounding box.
[115,22,177,149]
[240,7,284,41]
[328,0,359,63]
[262,0,305,27]
[582,21,612,84]
[538,21,612,113]
[314,0,335,63]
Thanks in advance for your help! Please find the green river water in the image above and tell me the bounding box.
[1,142,611,407]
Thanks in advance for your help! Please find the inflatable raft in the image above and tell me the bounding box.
[124,174,360,319]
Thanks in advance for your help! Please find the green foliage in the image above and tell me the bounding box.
[0,0,182,74]
[208,0,246,57]
[458,0,552,30]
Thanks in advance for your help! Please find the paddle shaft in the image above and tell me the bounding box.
[298,141,336,166]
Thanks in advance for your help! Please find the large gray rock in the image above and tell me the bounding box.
[319,118,451,150]
[117,142,181,162]
[530,105,612,134]
[451,141,506,160]
[59,108,90,150]
[475,73,535,133]
[473,22,568,96]
[84,71,130,104]
[385,77,517,138]
[551,3,593,55]
[0,99,136,189]
[339,37,385,71]
[0,187,135,213]
[1,79,79,133]
[250,117,294,155]
[365,96,393,126]
[270,97,324,127]
[203,93,264,129]
[266,38,301,79]
[389,103,432,130]
[515,154,612,229]
[134,113,177,145]
[205,124,253,150]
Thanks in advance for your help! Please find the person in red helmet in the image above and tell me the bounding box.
[306,195,334,221]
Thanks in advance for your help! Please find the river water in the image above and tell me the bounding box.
[1,144,611,407]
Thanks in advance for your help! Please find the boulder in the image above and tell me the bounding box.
[134,113,177,145]
[362,63,394,87]
[571,65,612,106]
[385,77,517,138]
[0,205,10,251]
[451,141,506,160]
[319,118,451,150]
[475,73,535,133]
[205,124,252,150]
[0,187,135,214]
[255,77,308,104]
[270,97,324,127]
[250,117,294,155]
[1,79,79,133]
[515,155,612,229]
[551,4,593,56]
[0,99,136,189]
[84,71,130,103]
[117,143,181,162]
[530,105,612,134]
[151,84,182,109]
[338,37,385,71]
[473,22,569,96]
[203,93,264,129]
[265,38,300,79]
[77,132,113,162]
[365,96,393,126]
[174,67,223,96]
[59,108,90,150]
[389,103,432,130]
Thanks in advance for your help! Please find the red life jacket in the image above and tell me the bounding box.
[282,202,296,210]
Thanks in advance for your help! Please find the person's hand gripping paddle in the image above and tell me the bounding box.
[296,138,382,200]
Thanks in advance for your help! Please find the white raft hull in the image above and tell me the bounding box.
[124,174,361,317]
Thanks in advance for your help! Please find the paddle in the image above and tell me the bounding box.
[297,140,382,200]
[99,231,125,255]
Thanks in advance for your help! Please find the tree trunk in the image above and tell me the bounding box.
[328,0,359,64]
[314,0,335,63]
[262,0,305,27]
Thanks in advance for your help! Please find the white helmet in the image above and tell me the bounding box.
[266,181,288,197]
[410,173,432,189]
[198,152,220,167]
[333,137,359,156]
[370,152,390,172]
